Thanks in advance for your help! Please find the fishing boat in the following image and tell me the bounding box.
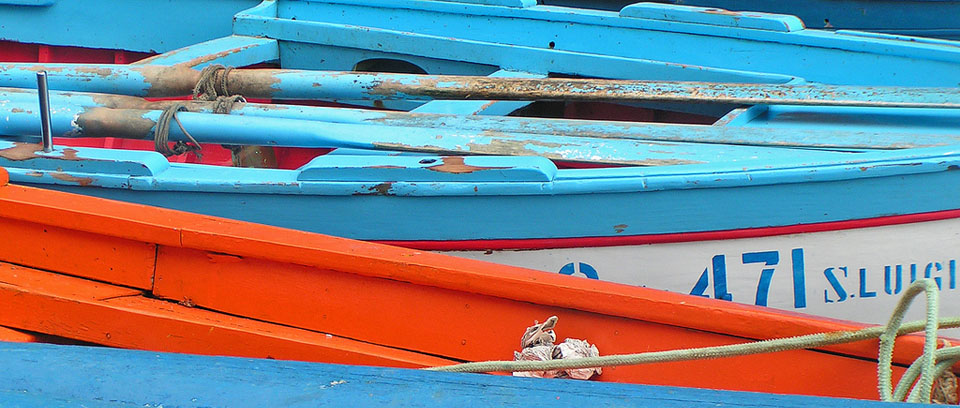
[0,168,952,402]
[0,341,924,407]
[545,0,960,40]
[4,0,960,329]
[2,75,960,330]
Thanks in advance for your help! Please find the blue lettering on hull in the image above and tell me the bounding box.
[556,248,959,310]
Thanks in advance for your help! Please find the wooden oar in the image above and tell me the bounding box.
[3,88,959,151]
[2,63,960,108]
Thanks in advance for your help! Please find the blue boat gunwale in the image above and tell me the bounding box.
[4,140,960,196]
[264,0,960,62]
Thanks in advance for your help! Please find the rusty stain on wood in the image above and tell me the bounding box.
[354,182,394,196]
[427,156,508,174]
[50,173,94,186]
[75,107,157,139]
[73,67,115,77]
[60,148,80,161]
[365,165,406,169]
[0,143,43,161]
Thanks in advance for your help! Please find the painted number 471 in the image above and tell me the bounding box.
[689,249,807,308]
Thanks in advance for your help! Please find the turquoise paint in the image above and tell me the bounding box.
[550,0,960,40]
[0,342,914,407]
[0,0,259,53]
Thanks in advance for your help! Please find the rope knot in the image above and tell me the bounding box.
[154,103,202,158]
[193,64,235,101]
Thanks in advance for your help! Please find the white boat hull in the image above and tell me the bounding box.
[448,217,960,334]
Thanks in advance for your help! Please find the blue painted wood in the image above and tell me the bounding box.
[0,0,55,6]
[441,0,536,7]
[0,342,915,407]
[3,0,960,246]
[546,0,960,40]
[0,97,861,167]
[4,138,960,241]
[618,3,804,32]
[233,0,960,87]
[6,88,960,151]
[0,0,260,53]
[131,36,280,68]
[297,155,558,182]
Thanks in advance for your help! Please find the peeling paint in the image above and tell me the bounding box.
[365,165,406,169]
[61,148,80,161]
[427,156,508,174]
[353,182,395,196]
[75,107,157,139]
[173,43,264,68]
[368,182,393,195]
[51,172,94,186]
[0,143,43,161]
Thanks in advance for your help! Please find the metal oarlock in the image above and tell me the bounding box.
[36,71,53,153]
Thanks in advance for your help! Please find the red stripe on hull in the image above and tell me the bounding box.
[377,209,960,251]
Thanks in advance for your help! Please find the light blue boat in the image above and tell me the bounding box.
[0,341,919,407]
[547,0,960,40]
[2,0,960,328]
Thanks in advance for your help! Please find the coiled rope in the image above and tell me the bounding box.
[193,64,235,101]
[425,279,958,403]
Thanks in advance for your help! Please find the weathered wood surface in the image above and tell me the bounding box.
[0,342,918,407]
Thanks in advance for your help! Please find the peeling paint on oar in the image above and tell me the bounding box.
[2,64,960,108]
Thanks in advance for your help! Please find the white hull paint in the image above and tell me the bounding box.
[448,217,960,335]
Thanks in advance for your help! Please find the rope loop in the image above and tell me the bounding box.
[878,279,940,402]
[154,103,202,158]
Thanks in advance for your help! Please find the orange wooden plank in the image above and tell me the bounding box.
[0,217,156,289]
[0,262,454,369]
[0,326,39,343]
[0,180,181,247]
[174,226,943,368]
[152,245,902,399]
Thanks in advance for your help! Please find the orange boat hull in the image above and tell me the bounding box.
[0,167,943,399]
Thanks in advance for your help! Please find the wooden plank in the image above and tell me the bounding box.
[151,244,902,399]
[0,326,38,343]
[0,342,917,407]
[0,178,182,246]
[0,217,156,289]
[0,262,455,368]
[170,221,941,370]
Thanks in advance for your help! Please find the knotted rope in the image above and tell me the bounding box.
[153,103,202,157]
[425,279,959,403]
[153,65,247,157]
[192,64,235,101]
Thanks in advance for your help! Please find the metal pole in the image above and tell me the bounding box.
[36,71,53,153]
